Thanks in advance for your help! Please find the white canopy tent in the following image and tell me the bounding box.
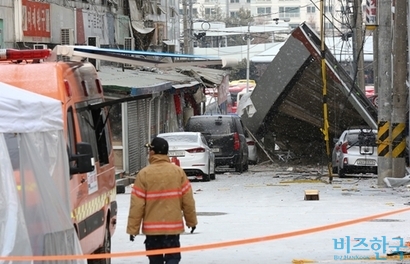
[0,82,85,264]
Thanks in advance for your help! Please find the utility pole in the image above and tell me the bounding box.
[183,0,189,54]
[377,0,392,186]
[408,0,410,168]
[372,29,378,94]
[188,0,193,54]
[391,0,407,178]
[182,0,193,54]
[225,0,229,20]
[320,0,332,183]
[246,23,251,93]
[352,0,365,92]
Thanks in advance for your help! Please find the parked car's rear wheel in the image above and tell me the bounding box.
[202,162,211,182]
[249,158,258,165]
[242,162,248,172]
[235,161,243,173]
[338,167,346,178]
[210,164,216,180]
[235,153,246,173]
[210,156,216,180]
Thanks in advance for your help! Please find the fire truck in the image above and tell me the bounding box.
[0,46,225,262]
[0,48,116,263]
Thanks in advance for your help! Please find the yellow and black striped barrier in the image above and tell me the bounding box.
[391,122,406,158]
[377,121,390,157]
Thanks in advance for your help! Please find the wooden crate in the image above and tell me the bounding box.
[304,190,319,200]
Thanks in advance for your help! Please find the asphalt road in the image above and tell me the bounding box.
[112,162,410,263]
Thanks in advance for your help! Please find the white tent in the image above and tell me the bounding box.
[0,82,85,264]
[0,83,63,133]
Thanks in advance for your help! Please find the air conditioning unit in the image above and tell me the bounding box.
[88,36,100,71]
[60,28,74,45]
[88,36,99,47]
[34,44,48,50]
[162,41,176,53]
[59,29,74,61]
[124,37,134,50]
[123,37,135,69]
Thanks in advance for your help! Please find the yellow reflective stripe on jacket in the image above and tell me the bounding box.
[132,185,183,200]
[143,221,184,233]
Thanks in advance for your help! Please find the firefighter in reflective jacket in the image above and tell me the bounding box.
[127,137,197,264]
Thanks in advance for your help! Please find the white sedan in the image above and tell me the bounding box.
[157,132,216,181]
[246,137,259,165]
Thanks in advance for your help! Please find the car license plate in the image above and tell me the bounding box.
[187,175,203,181]
[356,159,376,165]
[211,148,219,153]
[168,151,185,157]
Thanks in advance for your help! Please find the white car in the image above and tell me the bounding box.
[332,128,378,178]
[246,137,258,165]
[157,132,216,181]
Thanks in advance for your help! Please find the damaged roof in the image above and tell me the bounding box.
[241,23,377,146]
[98,66,201,97]
[175,66,229,87]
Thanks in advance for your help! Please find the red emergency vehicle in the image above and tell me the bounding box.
[228,80,256,113]
[0,49,117,263]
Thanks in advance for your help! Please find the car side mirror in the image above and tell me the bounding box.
[333,138,339,144]
[69,142,95,174]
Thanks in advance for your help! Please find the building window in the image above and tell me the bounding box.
[247,0,251,2]
[340,5,351,15]
[230,0,239,3]
[230,11,238,18]
[325,22,334,29]
[205,8,211,15]
[279,6,300,18]
[257,7,271,15]
[307,6,315,13]
[324,5,333,13]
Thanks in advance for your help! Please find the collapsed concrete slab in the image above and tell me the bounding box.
[241,23,377,158]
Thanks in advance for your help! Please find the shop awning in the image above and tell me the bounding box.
[176,66,228,87]
[98,66,201,100]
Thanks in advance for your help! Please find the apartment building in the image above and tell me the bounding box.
[0,0,180,52]
[184,0,356,33]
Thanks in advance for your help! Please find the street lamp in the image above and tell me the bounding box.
[273,17,290,24]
